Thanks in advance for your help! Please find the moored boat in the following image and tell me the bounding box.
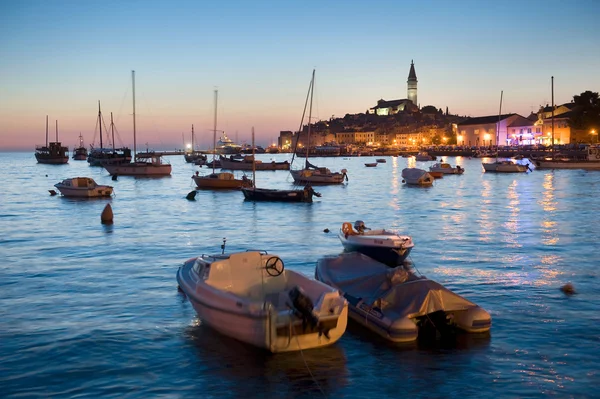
[35,116,69,164]
[482,160,530,173]
[220,154,290,171]
[54,177,113,198]
[177,250,348,353]
[365,162,377,167]
[429,161,464,174]
[315,252,491,343]
[72,133,88,160]
[401,168,433,186]
[532,145,600,170]
[339,221,414,266]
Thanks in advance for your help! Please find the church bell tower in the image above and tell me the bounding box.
[407,60,418,107]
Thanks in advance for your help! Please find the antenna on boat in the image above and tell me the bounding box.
[221,237,227,254]
[45,115,49,147]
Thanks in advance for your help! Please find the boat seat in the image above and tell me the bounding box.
[342,222,357,237]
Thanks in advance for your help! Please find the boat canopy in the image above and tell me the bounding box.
[321,253,477,318]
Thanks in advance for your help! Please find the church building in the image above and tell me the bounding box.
[369,60,419,115]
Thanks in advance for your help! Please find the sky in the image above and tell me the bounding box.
[1,0,599,151]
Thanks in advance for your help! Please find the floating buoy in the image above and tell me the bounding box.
[323,228,330,233]
[560,283,575,295]
[186,191,197,201]
[101,203,113,224]
[49,190,57,196]
[112,174,118,181]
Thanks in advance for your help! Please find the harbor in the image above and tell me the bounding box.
[1,151,598,398]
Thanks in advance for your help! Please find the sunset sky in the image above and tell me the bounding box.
[1,0,598,151]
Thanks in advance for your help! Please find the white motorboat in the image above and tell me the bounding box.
[339,221,414,266]
[401,168,433,186]
[54,177,113,198]
[315,252,492,343]
[176,250,348,353]
[482,160,530,173]
[429,162,464,174]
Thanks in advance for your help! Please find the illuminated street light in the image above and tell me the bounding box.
[591,129,597,144]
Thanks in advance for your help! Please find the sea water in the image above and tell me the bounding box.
[0,152,598,398]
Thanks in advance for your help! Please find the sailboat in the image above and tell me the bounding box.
[184,124,207,165]
[192,90,253,189]
[35,116,69,164]
[103,71,172,176]
[289,70,348,185]
[241,127,321,202]
[482,91,530,173]
[87,101,132,166]
[72,133,88,160]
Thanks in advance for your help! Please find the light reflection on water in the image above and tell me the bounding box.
[0,153,599,398]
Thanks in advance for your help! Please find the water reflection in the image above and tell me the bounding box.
[478,179,493,243]
[183,323,349,398]
[540,173,558,245]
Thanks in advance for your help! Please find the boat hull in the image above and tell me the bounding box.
[193,173,253,189]
[220,157,290,171]
[533,160,600,170]
[482,162,529,173]
[339,228,414,266]
[177,256,348,353]
[241,187,315,202]
[54,177,113,197]
[290,169,347,184]
[35,155,69,164]
[104,162,172,176]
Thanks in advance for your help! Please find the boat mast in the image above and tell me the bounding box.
[98,101,103,149]
[45,115,48,147]
[132,70,137,159]
[496,90,503,161]
[251,126,256,187]
[306,69,315,166]
[213,89,218,173]
[191,124,195,152]
[55,120,58,142]
[551,76,554,154]
[110,112,115,151]
[290,69,315,167]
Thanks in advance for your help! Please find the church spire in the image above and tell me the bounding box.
[407,60,418,107]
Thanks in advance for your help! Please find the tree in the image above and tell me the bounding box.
[569,91,600,131]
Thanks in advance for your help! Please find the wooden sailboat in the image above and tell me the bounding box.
[482,91,529,173]
[72,133,88,160]
[103,71,172,176]
[289,70,347,184]
[241,128,320,202]
[87,101,132,166]
[35,116,69,164]
[192,90,253,189]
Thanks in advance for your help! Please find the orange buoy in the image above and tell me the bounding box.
[560,283,575,296]
[101,203,113,224]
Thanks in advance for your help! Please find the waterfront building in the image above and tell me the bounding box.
[335,131,375,145]
[457,114,523,147]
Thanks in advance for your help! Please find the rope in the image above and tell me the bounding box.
[294,335,327,398]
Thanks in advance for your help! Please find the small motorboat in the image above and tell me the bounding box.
[401,168,433,186]
[482,160,529,173]
[339,221,414,266]
[376,158,386,163]
[364,162,378,167]
[54,177,113,198]
[177,249,348,353]
[315,252,492,343]
[428,171,443,179]
[429,162,464,175]
[415,152,436,161]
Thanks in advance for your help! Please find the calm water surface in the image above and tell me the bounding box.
[1,152,598,398]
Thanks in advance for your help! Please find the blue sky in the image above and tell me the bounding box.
[1,0,598,150]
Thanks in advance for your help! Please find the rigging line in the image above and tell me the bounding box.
[294,335,327,399]
[290,70,315,167]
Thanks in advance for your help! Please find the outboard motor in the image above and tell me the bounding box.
[289,286,317,326]
[354,220,367,234]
